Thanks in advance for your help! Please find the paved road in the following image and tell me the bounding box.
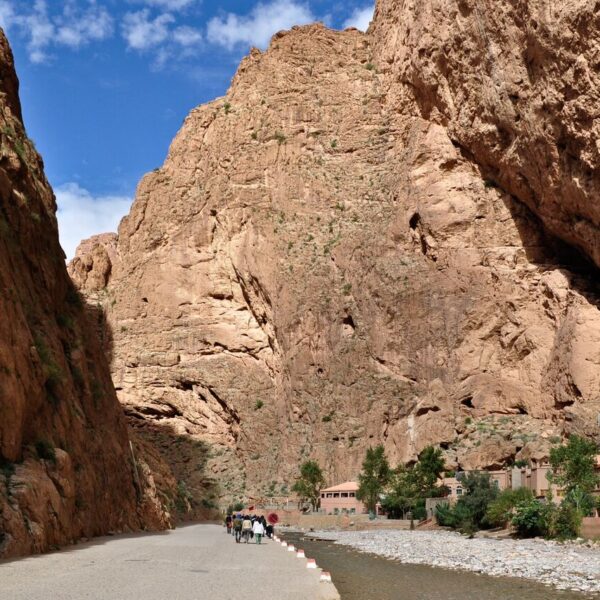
[0,524,339,600]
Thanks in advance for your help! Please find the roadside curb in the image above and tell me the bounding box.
[275,535,341,600]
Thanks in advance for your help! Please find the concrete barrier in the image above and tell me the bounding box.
[296,549,306,558]
[306,559,317,569]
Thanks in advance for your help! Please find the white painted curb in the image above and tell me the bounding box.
[281,541,288,548]
[287,545,296,552]
[320,572,332,583]
[306,558,317,569]
[296,549,306,558]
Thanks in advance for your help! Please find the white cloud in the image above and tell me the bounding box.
[122,9,174,50]
[207,0,316,51]
[130,0,196,10]
[342,5,374,32]
[0,0,15,31]
[173,25,202,47]
[121,9,201,68]
[56,183,132,261]
[0,0,113,63]
[56,3,113,48]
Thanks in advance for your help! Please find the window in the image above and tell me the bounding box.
[341,492,348,498]
[456,487,463,496]
[333,493,340,498]
[321,493,325,498]
[349,492,355,497]
[493,480,500,488]
[326,493,333,498]
[350,508,356,514]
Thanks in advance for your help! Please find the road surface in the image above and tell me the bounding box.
[0,524,339,600]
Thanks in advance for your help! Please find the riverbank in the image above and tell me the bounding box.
[309,529,600,595]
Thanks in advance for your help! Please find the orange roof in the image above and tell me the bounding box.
[321,481,359,492]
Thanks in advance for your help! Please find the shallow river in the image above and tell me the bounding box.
[282,532,596,600]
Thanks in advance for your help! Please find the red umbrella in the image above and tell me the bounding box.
[267,512,279,525]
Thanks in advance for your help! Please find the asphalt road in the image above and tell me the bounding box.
[0,524,338,600]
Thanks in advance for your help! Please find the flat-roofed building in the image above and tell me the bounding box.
[319,482,366,515]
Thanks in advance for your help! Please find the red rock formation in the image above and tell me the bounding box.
[372,0,600,266]
[0,32,170,559]
[70,7,600,505]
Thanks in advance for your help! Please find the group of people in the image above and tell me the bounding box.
[224,514,274,544]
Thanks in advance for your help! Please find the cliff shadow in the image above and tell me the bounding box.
[127,415,220,521]
[501,191,600,309]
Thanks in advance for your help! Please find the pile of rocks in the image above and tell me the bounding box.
[314,530,600,594]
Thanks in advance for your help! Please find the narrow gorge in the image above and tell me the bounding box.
[70,0,600,507]
[1,0,599,558]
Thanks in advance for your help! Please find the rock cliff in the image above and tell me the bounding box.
[0,32,170,559]
[70,2,600,504]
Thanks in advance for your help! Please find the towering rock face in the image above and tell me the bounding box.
[0,32,169,559]
[71,4,600,504]
[372,0,600,267]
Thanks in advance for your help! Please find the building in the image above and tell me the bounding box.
[319,482,366,515]
[439,455,600,505]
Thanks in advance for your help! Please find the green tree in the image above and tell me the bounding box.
[291,460,325,512]
[511,498,552,538]
[548,435,599,496]
[382,464,421,518]
[356,445,391,513]
[416,446,446,496]
[485,487,534,528]
[435,472,499,534]
[460,472,499,530]
[552,501,583,540]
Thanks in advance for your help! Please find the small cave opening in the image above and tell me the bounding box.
[415,405,441,417]
[409,212,421,230]
[342,314,356,337]
[461,396,474,408]
[176,380,195,392]
[141,297,148,303]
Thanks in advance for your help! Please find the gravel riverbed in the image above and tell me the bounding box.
[312,530,600,595]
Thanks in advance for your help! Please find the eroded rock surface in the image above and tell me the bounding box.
[0,32,170,559]
[71,9,600,503]
[372,0,600,266]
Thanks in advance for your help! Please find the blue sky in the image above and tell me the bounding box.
[0,0,374,259]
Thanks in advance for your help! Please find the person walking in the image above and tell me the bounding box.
[233,514,243,543]
[252,518,265,544]
[242,516,253,543]
[225,514,233,535]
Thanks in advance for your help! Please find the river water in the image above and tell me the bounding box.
[282,532,594,600]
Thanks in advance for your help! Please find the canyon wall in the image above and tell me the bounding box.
[0,32,170,559]
[372,0,600,266]
[70,2,600,505]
